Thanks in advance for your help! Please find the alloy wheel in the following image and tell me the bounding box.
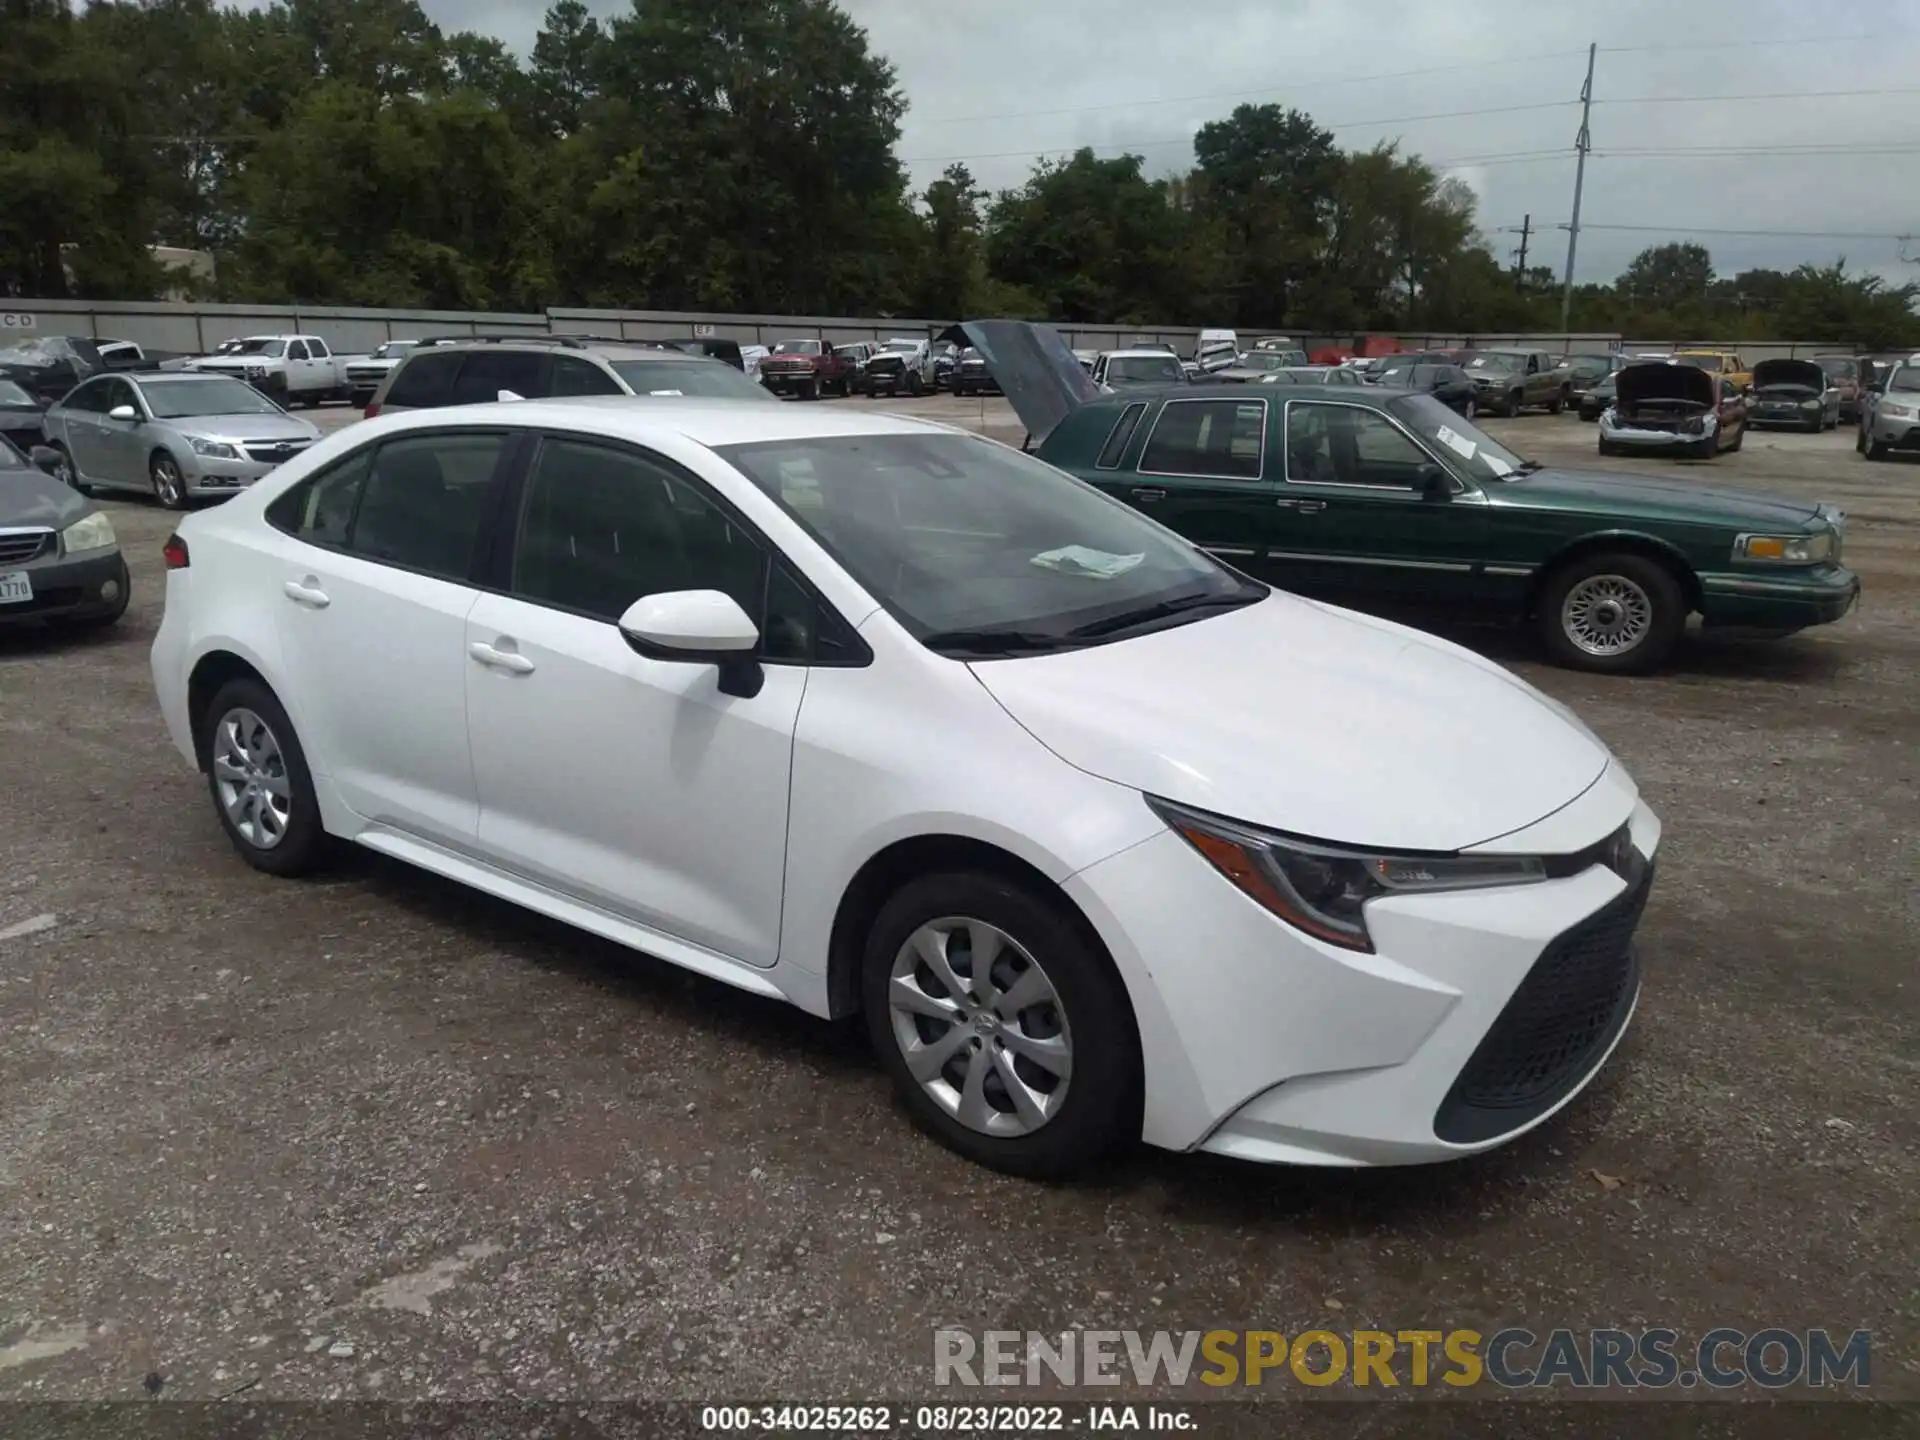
[151,456,185,508]
[211,707,294,849]
[1561,574,1654,658]
[887,917,1073,1137]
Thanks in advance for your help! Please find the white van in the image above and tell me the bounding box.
[1192,328,1241,376]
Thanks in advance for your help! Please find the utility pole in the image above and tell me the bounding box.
[1560,43,1596,331]
[1512,214,1532,291]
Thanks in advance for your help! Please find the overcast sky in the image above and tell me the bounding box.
[421,0,1920,288]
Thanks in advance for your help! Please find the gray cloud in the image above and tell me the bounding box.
[422,0,1920,289]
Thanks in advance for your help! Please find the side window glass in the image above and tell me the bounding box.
[67,381,103,413]
[287,340,310,361]
[347,433,504,578]
[385,351,462,408]
[266,449,374,546]
[512,439,766,625]
[1286,405,1430,489]
[1139,400,1265,479]
[307,338,329,359]
[1095,403,1148,468]
[452,351,545,404]
[551,356,623,397]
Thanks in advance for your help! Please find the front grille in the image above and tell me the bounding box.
[1434,861,1653,1145]
[867,356,905,375]
[243,441,311,465]
[0,530,53,565]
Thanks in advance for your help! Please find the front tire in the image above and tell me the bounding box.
[862,871,1139,1179]
[1537,552,1687,674]
[1549,387,1567,414]
[150,452,188,510]
[199,678,331,877]
[49,441,87,495]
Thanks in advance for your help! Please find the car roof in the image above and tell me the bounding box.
[1104,348,1185,359]
[369,395,949,449]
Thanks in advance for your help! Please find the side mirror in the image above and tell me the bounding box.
[29,445,61,475]
[108,404,138,422]
[617,589,764,698]
[1418,465,1452,499]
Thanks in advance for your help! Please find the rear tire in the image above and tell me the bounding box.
[199,678,332,877]
[1548,387,1566,414]
[862,871,1140,1179]
[1537,552,1687,674]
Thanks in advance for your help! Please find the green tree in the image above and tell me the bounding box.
[528,0,602,138]
[1617,242,1716,314]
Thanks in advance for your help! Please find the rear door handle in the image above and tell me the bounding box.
[1130,487,1168,503]
[1296,500,1327,514]
[282,578,330,608]
[468,640,535,675]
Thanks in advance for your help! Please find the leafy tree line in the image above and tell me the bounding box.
[3,0,1915,346]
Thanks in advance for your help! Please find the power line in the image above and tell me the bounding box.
[1530,223,1912,240]
[1595,33,1891,53]
[898,100,1574,165]
[1594,86,1920,105]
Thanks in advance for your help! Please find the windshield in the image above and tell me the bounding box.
[1465,354,1522,374]
[1568,353,1615,374]
[1887,364,1920,394]
[715,431,1261,649]
[608,359,776,400]
[1389,393,1531,482]
[771,340,822,356]
[372,341,418,360]
[0,379,34,405]
[1107,356,1185,384]
[1673,354,1719,370]
[143,377,283,419]
[1816,357,1856,379]
[231,339,286,357]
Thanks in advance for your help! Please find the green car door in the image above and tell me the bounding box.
[1079,393,1283,574]
[1266,397,1511,609]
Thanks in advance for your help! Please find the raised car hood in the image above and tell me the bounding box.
[1488,467,1824,527]
[1751,358,1825,393]
[939,321,1100,443]
[969,595,1609,852]
[1616,362,1713,409]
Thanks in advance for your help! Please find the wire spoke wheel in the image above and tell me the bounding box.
[888,916,1073,1138]
[1561,573,1654,658]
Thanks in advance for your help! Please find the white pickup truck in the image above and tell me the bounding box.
[188,333,350,407]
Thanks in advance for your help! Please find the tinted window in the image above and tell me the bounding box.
[385,351,462,407]
[349,433,505,578]
[100,378,138,413]
[551,356,623,397]
[287,340,310,361]
[451,351,546,404]
[307,338,330,358]
[63,379,111,413]
[607,359,774,400]
[266,449,374,546]
[1286,403,1431,489]
[1139,399,1266,479]
[1095,403,1148,468]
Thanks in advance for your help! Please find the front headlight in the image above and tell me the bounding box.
[188,436,240,458]
[1880,401,1916,421]
[1735,531,1833,564]
[1149,797,1546,953]
[60,511,116,555]
[1800,399,1823,411]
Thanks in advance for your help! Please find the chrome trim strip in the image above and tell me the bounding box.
[1202,545,1259,557]
[1483,564,1535,577]
[1266,550,1473,572]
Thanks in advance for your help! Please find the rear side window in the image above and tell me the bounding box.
[287,340,309,361]
[551,356,623,397]
[266,449,373,546]
[1139,399,1267,479]
[1095,403,1148,469]
[451,350,546,404]
[384,351,461,408]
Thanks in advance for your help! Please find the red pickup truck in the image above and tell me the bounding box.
[757,339,855,399]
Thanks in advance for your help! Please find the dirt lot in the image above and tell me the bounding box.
[2,396,1916,1412]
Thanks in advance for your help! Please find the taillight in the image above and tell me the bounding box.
[363,401,381,418]
[163,533,190,570]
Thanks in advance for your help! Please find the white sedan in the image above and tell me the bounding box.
[150,397,1660,1177]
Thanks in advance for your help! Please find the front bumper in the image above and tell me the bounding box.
[761,369,821,393]
[181,452,280,497]
[0,545,129,626]
[1065,765,1660,1166]
[1748,402,1825,429]
[1699,563,1860,630]
[1598,411,1716,452]
[1865,404,1920,447]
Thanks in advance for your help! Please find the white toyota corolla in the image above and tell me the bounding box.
[151,396,1660,1177]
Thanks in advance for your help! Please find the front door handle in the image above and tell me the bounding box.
[468,640,535,675]
[1296,500,1327,514]
[1130,486,1168,503]
[282,578,330,608]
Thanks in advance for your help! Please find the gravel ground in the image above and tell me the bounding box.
[1,396,1915,1413]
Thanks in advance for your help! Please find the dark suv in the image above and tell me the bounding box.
[364,335,774,417]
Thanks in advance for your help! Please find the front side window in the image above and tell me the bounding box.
[717,432,1259,646]
[1139,399,1266,479]
[100,378,139,414]
[231,338,286,358]
[0,379,32,405]
[1386,393,1532,484]
[307,338,330,358]
[287,340,310,361]
[1286,403,1438,489]
[1465,354,1522,375]
[327,433,506,578]
[451,350,545,404]
[61,379,110,414]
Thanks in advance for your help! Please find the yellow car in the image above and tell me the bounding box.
[1672,349,1752,392]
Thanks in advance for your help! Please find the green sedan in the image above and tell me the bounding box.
[951,322,1860,673]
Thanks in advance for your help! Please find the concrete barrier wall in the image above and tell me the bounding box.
[0,298,1862,362]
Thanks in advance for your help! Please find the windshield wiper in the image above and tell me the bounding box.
[920,628,1079,657]
[1065,588,1262,640]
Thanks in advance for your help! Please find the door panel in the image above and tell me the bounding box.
[100,379,146,487]
[1093,396,1281,576]
[464,594,803,966]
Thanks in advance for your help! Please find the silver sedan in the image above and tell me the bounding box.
[43,372,323,509]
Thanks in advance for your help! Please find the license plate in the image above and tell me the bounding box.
[0,570,32,605]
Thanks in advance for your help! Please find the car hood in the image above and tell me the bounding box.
[190,356,280,372]
[165,411,319,442]
[1,466,90,527]
[968,594,1610,852]
[1490,467,1825,527]
[1751,359,1826,394]
[939,321,1100,443]
[1616,362,1714,408]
